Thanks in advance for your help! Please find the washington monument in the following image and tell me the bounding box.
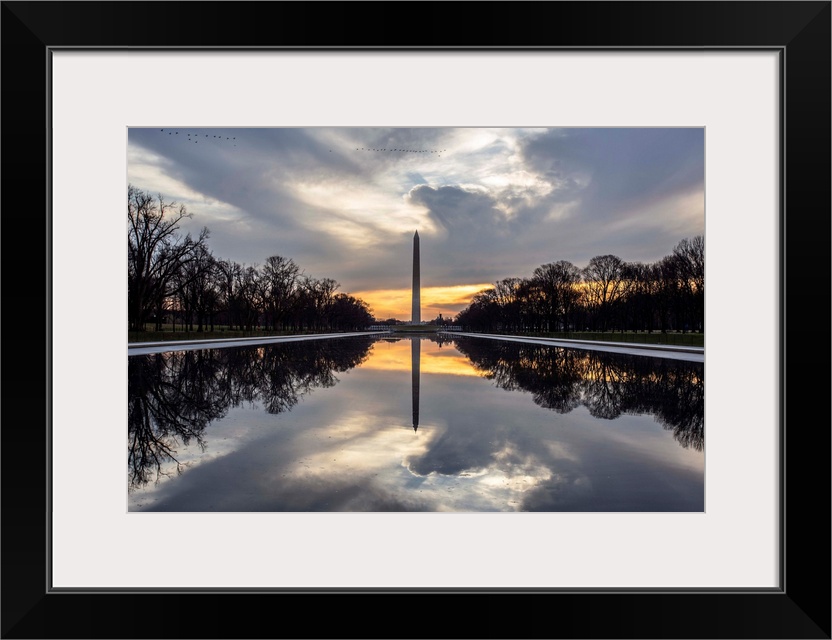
[411,231,420,324]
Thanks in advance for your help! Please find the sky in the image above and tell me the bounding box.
[128,127,704,321]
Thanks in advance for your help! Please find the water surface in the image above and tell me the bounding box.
[128,335,703,512]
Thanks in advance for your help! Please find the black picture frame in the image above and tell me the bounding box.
[2,2,829,638]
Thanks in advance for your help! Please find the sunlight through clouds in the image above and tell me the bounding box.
[350,284,493,319]
[128,145,246,224]
[128,126,703,319]
[361,339,481,377]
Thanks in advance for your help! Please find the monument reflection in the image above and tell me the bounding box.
[412,336,420,431]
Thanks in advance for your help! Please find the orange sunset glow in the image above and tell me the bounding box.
[350,283,493,321]
[363,339,482,378]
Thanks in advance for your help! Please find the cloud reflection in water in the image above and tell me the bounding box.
[128,335,703,512]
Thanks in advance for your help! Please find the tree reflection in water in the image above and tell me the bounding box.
[129,335,703,512]
[451,339,703,451]
[128,337,374,489]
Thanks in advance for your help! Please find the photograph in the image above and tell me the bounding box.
[127,126,705,513]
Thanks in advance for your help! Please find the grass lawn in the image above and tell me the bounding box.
[127,326,363,343]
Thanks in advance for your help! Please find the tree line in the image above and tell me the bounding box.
[128,185,374,333]
[454,236,704,334]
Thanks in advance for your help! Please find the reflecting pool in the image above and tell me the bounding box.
[128,334,703,512]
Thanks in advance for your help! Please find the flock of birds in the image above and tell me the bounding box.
[350,147,446,157]
[158,130,447,157]
[160,129,237,146]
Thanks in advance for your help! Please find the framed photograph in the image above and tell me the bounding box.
[124,124,707,518]
[3,1,829,638]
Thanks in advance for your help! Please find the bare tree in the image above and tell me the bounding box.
[582,254,625,331]
[533,260,582,331]
[176,244,217,331]
[128,185,208,331]
[238,265,264,331]
[672,236,704,331]
[261,255,301,331]
[299,276,339,330]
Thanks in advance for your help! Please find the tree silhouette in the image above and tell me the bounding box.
[128,185,209,331]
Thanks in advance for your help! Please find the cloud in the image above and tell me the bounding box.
[521,128,704,206]
[408,184,508,239]
[128,127,705,317]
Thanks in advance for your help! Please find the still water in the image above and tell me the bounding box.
[128,335,703,512]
